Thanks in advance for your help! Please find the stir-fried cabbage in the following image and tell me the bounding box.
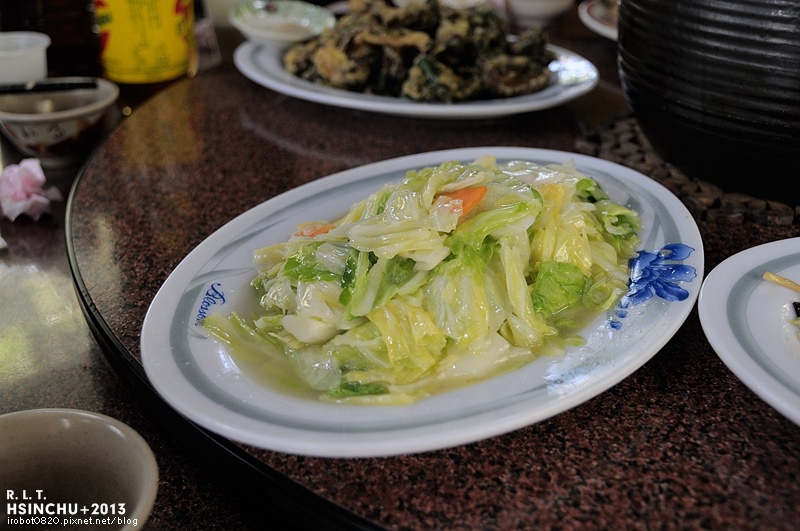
[203,156,641,404]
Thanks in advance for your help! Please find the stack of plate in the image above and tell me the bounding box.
[618,0,800,204]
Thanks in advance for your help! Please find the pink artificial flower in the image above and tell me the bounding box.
[0,159,63,222]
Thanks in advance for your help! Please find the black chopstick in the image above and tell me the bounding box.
[0,79,99,95]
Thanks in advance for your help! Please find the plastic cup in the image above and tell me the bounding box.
[0,31,51,83]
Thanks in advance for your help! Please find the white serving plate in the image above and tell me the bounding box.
[141,147,703,457]
[233,41,598,119]
[699,238,800,426]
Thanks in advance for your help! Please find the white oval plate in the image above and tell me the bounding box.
[699,238,800,426]
[141,147,703,457]
[233,41,599,119]
[578,0,617,41]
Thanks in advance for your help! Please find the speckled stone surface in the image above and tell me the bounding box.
[61,14,800,531]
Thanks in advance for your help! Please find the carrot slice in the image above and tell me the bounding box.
[295,222,336,237]
[440,186,488,219]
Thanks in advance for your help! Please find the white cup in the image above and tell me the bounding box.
[0,32,51,84]
[0,409,159,531]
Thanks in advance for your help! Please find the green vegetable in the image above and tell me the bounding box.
[202,157,641,404]
[326,381,389,399]
[284,242,341,282]
[532,261,588,315]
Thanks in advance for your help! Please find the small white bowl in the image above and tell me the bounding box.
[0,409,158,531]
[229,0,335,45]
[0,77,119,167]
[505,0,573,27]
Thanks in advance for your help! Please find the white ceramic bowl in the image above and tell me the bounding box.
[505,0,573,27]
[0,77,119,167]
[229,0,335,45]
[0,409,158,531]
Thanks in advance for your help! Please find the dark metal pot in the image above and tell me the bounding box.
[618,0,800,204]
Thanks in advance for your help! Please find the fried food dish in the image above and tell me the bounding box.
[283,0,556,102]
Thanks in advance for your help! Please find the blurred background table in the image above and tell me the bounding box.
[2,4,799,530]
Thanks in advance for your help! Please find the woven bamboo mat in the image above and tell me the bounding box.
[576,114,799,226]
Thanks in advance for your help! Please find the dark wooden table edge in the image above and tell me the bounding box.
[63,159,383,531]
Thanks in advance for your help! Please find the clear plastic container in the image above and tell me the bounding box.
[0,32,51,83]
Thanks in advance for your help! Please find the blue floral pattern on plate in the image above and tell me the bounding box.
[611,243,697,329]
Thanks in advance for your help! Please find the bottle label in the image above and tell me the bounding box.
[95,0,195,83]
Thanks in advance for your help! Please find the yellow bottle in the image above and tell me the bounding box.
[95,0,195,84]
